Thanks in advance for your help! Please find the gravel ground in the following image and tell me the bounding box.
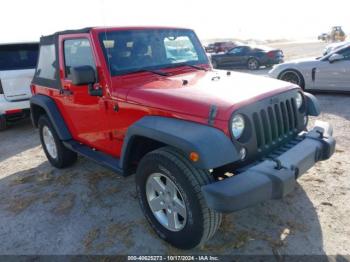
[0,41,349,257]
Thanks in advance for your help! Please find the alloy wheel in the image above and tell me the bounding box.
[146,173,187,231]
[42,126,58,159]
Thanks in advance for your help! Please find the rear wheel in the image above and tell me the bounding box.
[136,147,222,249]
[279,70,305,89]
[247,58,259,70]
[38,115,77,168]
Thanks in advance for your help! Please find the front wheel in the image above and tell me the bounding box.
[279,70,304,89]
[38,115,77,168]
[136,147,222,249]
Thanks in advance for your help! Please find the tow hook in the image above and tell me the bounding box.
[271,158,283,170]
[316,130,324,139]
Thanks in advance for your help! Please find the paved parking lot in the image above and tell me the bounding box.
[0,41,349,256]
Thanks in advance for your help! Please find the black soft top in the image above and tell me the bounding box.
[39,27,92,45]
[33,28,93,89]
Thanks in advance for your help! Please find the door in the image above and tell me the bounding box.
[59,36,112,153]
[221,46,249,67]
[314,47,350,91]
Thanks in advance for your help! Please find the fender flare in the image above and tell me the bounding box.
[30,94,72,140]
[120,116,240,170]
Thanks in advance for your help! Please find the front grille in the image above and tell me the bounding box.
[230,90,305,164]
[252,97,299,151]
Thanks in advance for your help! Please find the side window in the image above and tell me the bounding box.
[229,47,244,54]
[339,47,350,60]
[64,39,96,79]
[36,44,56,80]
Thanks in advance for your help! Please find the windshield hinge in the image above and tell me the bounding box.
[208,105,218,126]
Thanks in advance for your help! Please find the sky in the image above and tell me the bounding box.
[1,0,349,43]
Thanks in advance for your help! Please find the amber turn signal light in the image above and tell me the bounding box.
[189,152,200,162]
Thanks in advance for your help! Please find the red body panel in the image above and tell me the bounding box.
[32,27,298,158]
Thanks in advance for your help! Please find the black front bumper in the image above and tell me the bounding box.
[202,121,336,213]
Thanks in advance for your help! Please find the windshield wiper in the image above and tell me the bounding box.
[164,63,208,71]
[124,69,170,76]
[185,64,208,71]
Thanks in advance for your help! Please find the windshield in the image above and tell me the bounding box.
[320,44,350,60]
[99,29,208,76]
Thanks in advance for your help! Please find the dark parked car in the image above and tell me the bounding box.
[318,33,330,42]
[205,43,215,53]
[211,45,284,70]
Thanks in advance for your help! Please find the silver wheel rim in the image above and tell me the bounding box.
[248,59,258,70]
[43,126,58,159]
[146,173,187,232]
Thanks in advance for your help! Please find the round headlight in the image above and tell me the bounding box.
[231,114,245,139]
[295,92,303,109]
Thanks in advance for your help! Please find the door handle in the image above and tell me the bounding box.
[60,89,73,95]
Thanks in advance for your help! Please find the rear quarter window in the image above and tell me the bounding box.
[0,44,38,71]
[35,44,57,80]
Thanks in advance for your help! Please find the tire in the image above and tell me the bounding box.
[135,147,222,249]
[0,115,6,131]
[279,70,305,89]
[38,115,77,168]
[211,59,218,69]
[247,58,259,70]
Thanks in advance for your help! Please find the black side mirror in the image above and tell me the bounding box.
[70,66,96,85]
[70,66,102,97]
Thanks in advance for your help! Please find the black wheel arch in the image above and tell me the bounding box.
[248,56,260,63]
[121,116,240,176]
[278,69,305,89]
[30,94,72,140]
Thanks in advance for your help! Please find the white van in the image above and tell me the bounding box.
[0,42,38,130]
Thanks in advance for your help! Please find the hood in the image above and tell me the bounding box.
[117,70,298,120]
[282,57,318,65]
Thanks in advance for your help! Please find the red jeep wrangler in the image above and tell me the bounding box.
[30,27,335,249]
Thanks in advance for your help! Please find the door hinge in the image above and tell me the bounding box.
[208,105,218,126]
[109,130,124,140]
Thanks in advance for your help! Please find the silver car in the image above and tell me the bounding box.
[269,44,350,92]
